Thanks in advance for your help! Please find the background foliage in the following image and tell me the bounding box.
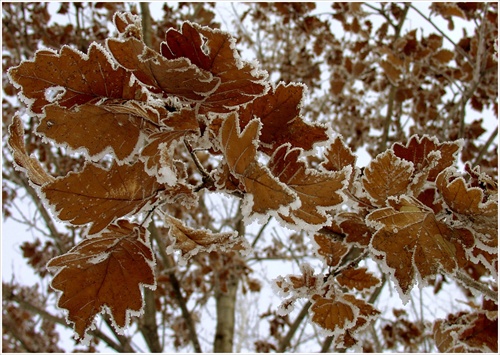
[2,2,497,353]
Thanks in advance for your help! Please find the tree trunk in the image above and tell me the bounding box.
[213,277,238,352]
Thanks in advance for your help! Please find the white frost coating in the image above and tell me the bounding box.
[44,86,66,103]
[157,166,177,186]
[87,251,110,265]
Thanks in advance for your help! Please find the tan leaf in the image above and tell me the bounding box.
[313,234,349,268]
[336,267,381,291]
[269,144,347,227]
[337,212,372,247]
[46,221,155,340]
[107,36,219,101]
[218,112,297,220]
[37,103,152,162]
[432,49,455,63]
[321,136,356,172]
[380,60,401,84]
[162,22,268,112]
[363,150,414,206]
[367,196,459,299]
[392,135,461,181]
[8,43,144,114]
[237,83,329,153]
[7,115,54,186]
[42,161,162,235]
[165,215,248,264]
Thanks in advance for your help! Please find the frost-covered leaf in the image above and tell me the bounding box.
[337,212,372,247]
[218,112,297,220]
[392,135,461,181]
[367,196,460,301]
[42,161,162,235]
[8,43,144,114]
[8,115,54,186]
[165,215,249,265]
[321,136,357,172]
[238,83,328,154]
[107,36,219,101]
[433,311,498,353]
[37,103,156,162]
[310,293,379,336]
[313,234,349,268]
[363,150,414,206]
[269,143,347,227]
[162,22,268,112]
[46,221,155,341]
[336,267,381,291]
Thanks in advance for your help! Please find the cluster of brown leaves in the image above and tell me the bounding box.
[5,5,498,352]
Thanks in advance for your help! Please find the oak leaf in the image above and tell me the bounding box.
[237,83,329,154]
[218,112,298,221]
[107,36,219,101]
[37,103,155,162]
[8,43,144,114]
[269,143,347,227]
[367,196,459,301]
[392,135,461,181]
[162,22,268,112]
[46,221,155,341]
[165,215,249,265]
[8,115,54,186]
[42,161,162,235]
[363,150,414,206]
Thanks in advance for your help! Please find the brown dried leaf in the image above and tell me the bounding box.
[367,197,459,299]
[313,234,349,268]
[46,221,155,341]
[107,37,219,101]
[238,83,329,153]
[166,215,248,263]
[162,22,268,112]
[322,136,356,172]
[363,150,414,206]
[8,115,54,186]
[269,144,347,226]
[37,103,152,162]
[336,267,381,291]
[218,112,297,219]
[42,161,162,235]
[392,135,461,181]
[432,49,455,63]
[8,43,143,114]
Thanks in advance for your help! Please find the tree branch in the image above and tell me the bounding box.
[277,300,312,353]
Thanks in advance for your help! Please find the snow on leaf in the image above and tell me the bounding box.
[8,43,144,115]
[313,234,349,268]
[238,83,329,154]
[336,267,381,291]
[363,150,414,207]
[42,161,162,235]
[165,215,249,265]
[367,196,459,301]
[433,311,498,353]
[269,143,347,227]
[218,112,298,221]
[162,22,268,112]
[46,221,155,341]
[321,136,357,172]
[8,115,54,186]
[392,135,461,181]
[107,36,219,101]
[37,103,155,163]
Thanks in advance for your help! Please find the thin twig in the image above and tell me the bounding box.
[277,300,312,353]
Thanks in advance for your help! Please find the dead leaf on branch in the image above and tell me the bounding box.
[336,267,381,292]
[46,221,155,341]
[8,43,145,115]
[165,215,249,265]
[8,115,54,186]
[37,103,156,163]
[237,83,329,154]
[42,160,163,235]
[363,150,414,206]
[367,196,461,301]
[162,22,268,112]
[218,112,298,221]
[321,136,357,172]
[269,143,347,227]
[392,135,461,182]
[313,234,349,268]
[107,36,219,101]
